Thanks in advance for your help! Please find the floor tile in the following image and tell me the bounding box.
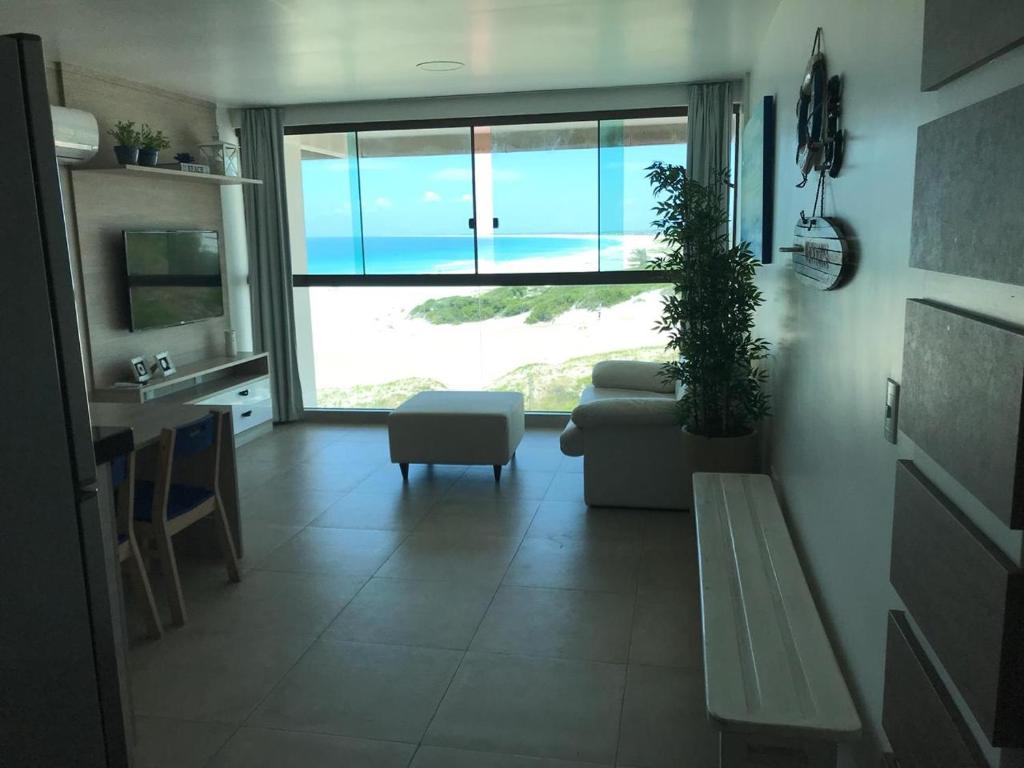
[250,639,462,743]
[236,459,291,496]
[352,464,467,498]
[376,531,521,587]
[208,726,415,768]
[325,576,495,650]
[237,521,304,572]
[425,652,626,764]
[637,549,699,594]
[617,665,715,768]
[272,462,378,494]
[312,492,435,531]
[258,527,404,577]
[641,511,697,552]
[471,585,634,663]
[130,630,313,723]
[526,501,643,544]
[415,498,540,539]
[542,473,584,502]
[411,745,605,767]
[132,715,234,768]
[241,485,343,527]
[503,536,640,594]
[559,456,584,474]
[628,589,702,669]
[185,569,365,636]
[447,468,555,502]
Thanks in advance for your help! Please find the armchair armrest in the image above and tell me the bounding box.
[592,360,675,394]
[571,397,680,429]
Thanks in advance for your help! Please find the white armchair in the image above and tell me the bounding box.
[560,360,689,510]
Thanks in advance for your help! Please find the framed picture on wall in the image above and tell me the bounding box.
[154,351,176,377]
[739,94,777,264]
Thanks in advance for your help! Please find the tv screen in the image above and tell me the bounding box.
[124,230,224,331]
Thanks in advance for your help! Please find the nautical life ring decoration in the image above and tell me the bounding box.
[796,46,826,184]
[782,28,854,289]
[795,28,844,187]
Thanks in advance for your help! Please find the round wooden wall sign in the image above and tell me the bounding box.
[780,215,850,290]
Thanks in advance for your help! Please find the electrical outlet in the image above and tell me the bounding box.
[884,378,900,444]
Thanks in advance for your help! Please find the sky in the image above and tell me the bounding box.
[301,142,685,239]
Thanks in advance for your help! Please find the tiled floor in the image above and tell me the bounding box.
[125,423,713,768]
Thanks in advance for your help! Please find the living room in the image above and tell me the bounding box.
[5,2,1024,768]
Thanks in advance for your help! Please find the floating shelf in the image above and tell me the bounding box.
[76,163,262,186]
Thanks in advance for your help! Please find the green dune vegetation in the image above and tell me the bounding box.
[316,347,671,412]
[317,377,445,409]
[409,283,666,325]
[491,346,671,411]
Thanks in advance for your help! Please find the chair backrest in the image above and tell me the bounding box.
[173,414,217,460]
[109,454,129,488]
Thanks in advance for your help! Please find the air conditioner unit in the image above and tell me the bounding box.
[50,105,98,165]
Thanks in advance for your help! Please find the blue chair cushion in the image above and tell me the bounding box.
[134,481,215,523]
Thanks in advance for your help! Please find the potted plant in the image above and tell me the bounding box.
[647,163,770,482]
[107,120,140,165]
[137,124,171,167]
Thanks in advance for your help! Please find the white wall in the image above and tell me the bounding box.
[749,2,1024,766]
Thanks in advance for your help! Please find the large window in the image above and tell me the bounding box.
[284,110,693,411]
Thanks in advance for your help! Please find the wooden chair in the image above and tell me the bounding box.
[134,412,240,626]
[110,453,163,638]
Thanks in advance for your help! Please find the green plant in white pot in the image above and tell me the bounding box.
[646,163,769,479]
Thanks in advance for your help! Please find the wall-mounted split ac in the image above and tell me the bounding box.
[50,105,98,165]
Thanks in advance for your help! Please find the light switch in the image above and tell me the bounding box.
[884,378,900,444]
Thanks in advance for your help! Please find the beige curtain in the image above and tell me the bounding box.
[686,81,734,210]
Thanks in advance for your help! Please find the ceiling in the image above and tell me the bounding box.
[1,0,780,107]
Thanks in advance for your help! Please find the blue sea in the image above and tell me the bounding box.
[304,235,635,274]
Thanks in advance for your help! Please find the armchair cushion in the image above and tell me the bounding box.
[571,396,679,429]
[591,360,674,394]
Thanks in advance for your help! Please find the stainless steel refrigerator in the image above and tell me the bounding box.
[0,33,126,766]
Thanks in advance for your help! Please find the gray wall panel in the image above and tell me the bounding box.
[900,299,1024,528]
[922,0,1024,90]
[882,611,986,768]
[890,460,1024,745]
[910,83,1024,286]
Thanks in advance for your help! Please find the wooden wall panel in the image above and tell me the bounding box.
[882,611,986,768]
[70,172,227,387]
[921,0,1024,90]
[910,83,1024,286]
[890,460,1024,745]
[59,65,229,389]
[900,299,1024,528]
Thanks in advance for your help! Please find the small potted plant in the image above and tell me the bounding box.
[107,120,140,165]
[647,163,770,495]
[137,124,171,167]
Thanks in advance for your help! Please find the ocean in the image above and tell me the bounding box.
[304,235,641,274]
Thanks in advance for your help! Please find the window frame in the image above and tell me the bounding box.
[285,107,691,287]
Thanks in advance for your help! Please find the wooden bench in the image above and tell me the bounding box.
[693,473,861,767]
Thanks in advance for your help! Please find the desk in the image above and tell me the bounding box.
[89,401,243,557]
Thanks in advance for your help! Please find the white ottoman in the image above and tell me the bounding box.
[388,391,525,482]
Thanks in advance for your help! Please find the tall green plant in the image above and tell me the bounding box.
[646,163,769,437]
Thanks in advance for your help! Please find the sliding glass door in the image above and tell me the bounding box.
[473,121,599,274]
[283,109,694,410]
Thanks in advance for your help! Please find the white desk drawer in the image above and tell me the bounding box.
[231,399,272,434]
[194,377,272,408]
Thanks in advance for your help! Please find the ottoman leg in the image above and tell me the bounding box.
[493,464,502,482]
[400,463,409,481]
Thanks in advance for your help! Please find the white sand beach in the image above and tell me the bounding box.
[302,284,666,394]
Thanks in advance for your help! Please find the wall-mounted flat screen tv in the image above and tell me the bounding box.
[124,230,224,331]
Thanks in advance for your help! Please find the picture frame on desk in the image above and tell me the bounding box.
[154,351,176,377]
[130,355,150,383]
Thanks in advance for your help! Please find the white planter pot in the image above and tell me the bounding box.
[679,427,760,507]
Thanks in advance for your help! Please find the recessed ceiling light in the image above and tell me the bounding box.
[416,60,465,72]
